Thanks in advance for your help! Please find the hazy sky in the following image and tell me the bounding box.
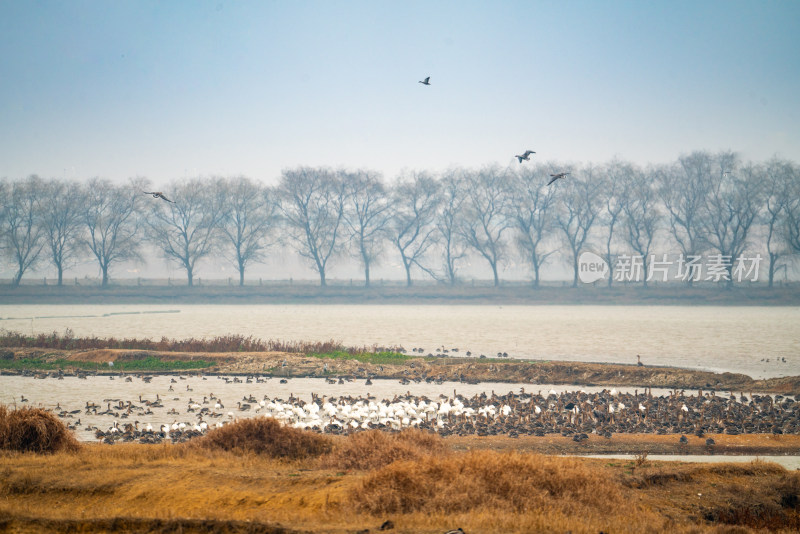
[1,0,798,186]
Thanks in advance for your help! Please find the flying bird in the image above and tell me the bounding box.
[419,76,431,85]
[515,150,535,163]
[547,172,570,186]
[143,191,175,203]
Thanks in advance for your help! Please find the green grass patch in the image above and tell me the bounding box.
[112,356,216,371]
[308,350,410,365]
[0,356,215,371]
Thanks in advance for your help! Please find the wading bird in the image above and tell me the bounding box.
[419,76,431,85]
[515,150,535,163]
[143,191,175,203]
[547,172,570,186]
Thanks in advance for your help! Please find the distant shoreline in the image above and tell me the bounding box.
[1,283,800,305]
[3,347,799,394]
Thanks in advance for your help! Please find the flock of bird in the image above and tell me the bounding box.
[142,75,571,205]
[26,372,798,445]
[419,75,571,186]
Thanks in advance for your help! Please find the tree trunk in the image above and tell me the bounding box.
[572,254,579,288]
[101,265,109,287]
[239,265,245,287]
[642,256,649,288]
[768,252,778,289]
[318,266,327,287]
[57,265,64,286]
[187,265,194,287]
[491,261,499,287]
[362,247,371,287]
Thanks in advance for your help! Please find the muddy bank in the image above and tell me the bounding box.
[445,433,800,456]
[3,347,799,394]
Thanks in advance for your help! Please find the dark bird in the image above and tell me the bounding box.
[547,172,570,186]
[419,76,431,85]
[515,150,535,163]
[143,191,175,203]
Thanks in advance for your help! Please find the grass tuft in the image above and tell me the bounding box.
[352,449,624,515]
[193,417,332,459]
[0,404,80,454]
[324,428,447,470]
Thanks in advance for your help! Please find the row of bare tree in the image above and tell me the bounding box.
[2,151,799,288]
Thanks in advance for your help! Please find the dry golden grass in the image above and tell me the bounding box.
[193,416,332,459]
[1,440,799,533]
[322,428,448,470]
[0,408,798,533]
[0,405,80,454]
[353,450,623,515]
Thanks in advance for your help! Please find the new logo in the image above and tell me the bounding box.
[578,251,609,284]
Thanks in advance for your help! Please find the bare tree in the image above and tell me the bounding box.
[279,167,346,287]
[388,172,440,286]
[554,166,602,287]
[219,176,278,286]
[620,167,661,287]
[761,158,794,287]
[506,165,557,287]
[598,160,632,287]
[656,151,714,284]
[82,178,144,286]
[343,170,391,287]
[786,167,800,256]
[700,158,763,287]
[435,170,468,285]
[38,178,85,285]
[459,166,510,287]
[145,177,225,286]
[0,180,7,258]
[1,176,45,285]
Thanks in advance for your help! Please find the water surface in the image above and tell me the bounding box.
[1,304,797,378]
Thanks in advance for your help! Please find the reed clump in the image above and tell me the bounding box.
[0,404,80,454]
[324,428,448,470]
[352,449,623,515]
[0,329,400,355]
[194,417,332,459]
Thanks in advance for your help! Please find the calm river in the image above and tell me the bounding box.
[1,304,798,378]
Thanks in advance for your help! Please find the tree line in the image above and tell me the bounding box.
[2,151,799,288]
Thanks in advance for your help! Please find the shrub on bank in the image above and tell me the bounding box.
[352,450,623,515]
[324,428,447,470]
[0,405,80,454]
[195,417,332,459]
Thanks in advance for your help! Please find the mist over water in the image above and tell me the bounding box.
[1,304,797,379]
